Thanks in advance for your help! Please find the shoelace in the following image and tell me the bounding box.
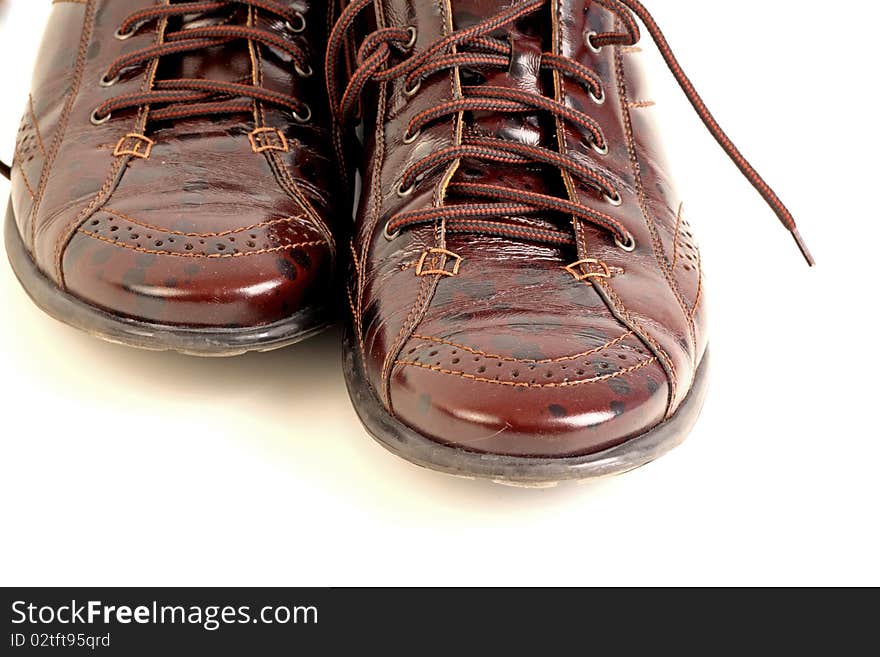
[2,0,312,181]
[91,0,313,126]
[326,0,814,266]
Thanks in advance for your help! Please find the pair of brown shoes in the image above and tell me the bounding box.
[2,1,810,485]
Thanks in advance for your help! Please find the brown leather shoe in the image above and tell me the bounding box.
[2,1,340,355]
[328,0,812,483]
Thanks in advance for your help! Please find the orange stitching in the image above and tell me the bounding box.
[248,127,289,153]
[671,202,683,269]
[382,272,430,399]
[53,3,166,284]
[627,100,655,109]
[349,240,361,276]
[394,357,657,389]
[615,41,696,350]
[13,143,38,201]
[410,331,634,365]
[415,248,462,277]
[28,96,46,158]
[691,246,703,321]
[600,280,678,408]
[564,258,612,283]
[36,0,97,248]
[113,133,155,159]
[77,228,322,259]
[100,207,313,238]
[346,283,359,323]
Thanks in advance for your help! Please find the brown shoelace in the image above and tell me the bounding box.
[90,0,313,125]
[326,0,814,265]
[2,1,311,180]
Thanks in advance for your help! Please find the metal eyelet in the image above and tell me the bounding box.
[404,78,422,97]
[285,12,306,33]
[403,128,420,144]
[405,26,418,49]
[295,63,313,78]
[604,190,622,206]
[90,109,111,126]
[591,139,609,156]
[397,182,416,198]
[590,87,605,105]
[383,220,401,241]
[585,30,602,54]
[293,104,312,123]
[100,72,120,88]
[615,234,637,252]
[115,25,137,40]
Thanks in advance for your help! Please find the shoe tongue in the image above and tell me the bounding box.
[451,0,549,147]
[158,5,252,87]
[448,1,561,208]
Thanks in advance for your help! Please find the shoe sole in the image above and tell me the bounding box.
[4,202,332,357]
[343,327,710,485]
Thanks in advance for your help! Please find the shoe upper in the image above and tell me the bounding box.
[331,0,712,457]
[10,0,340,328]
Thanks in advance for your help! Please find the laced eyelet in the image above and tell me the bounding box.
[604,190,623,206]
[615,234,637,252]
[591,139,609,156]
[402,128,420,144]
[383,220,401,241]
[405,26,418,49]
[590,87,605,105]
[90,109,111,126]
[404,78,422,97]
[285,12,306,33]
[295,63,313,78]
[99,73,120,88]
[293,104,312,123]
[585,30,603,54]
[115,25,137,40]
[397,181,416,198]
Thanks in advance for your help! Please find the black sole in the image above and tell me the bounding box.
[4,202,332,357]
[344,328,710,485]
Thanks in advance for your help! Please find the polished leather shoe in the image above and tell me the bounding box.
[328,0,812,483]
[2,0,340,355]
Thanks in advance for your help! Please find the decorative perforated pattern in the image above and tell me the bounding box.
[396,331,661,389]
[76,209,325,258]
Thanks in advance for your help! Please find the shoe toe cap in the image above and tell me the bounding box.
[61,209,332,328]
[389,328,670,458]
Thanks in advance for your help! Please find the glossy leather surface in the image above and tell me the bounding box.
[343,0,708,457]
[10,0,340,328]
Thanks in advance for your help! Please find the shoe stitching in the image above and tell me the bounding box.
[614,38,696,351]
[394,356,657,389]
[77,228,323,259]
[598,279,677,409]
[53,2,164,285]
[28,95,47,159]
[251,25,337,258]
[101,207,317,238]
[409,331,634,364]
[33,0,95,249]
[691,243,703,320]
[671,201,683,270]
[13,143,38,201]
[380,0,457,409]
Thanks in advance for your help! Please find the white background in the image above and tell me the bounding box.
[1,0,877,586]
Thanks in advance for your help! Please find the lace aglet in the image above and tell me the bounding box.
[0,160,10,181]
[791,228,815,267]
